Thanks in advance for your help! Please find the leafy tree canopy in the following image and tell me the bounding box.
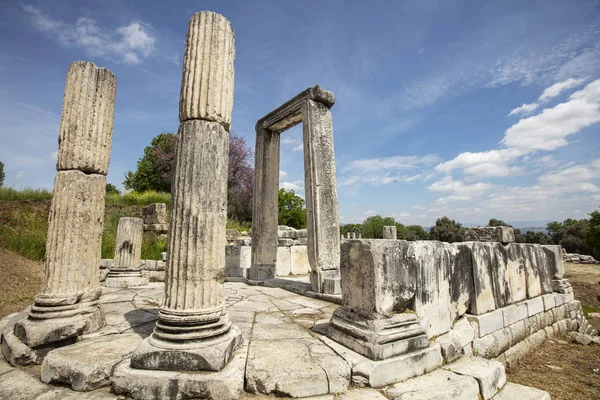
[106,183,121,195]
[429,216,464,243]
[278,188,306,229]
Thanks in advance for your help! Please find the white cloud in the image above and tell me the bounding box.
[438,79,600,179]
[508,78,587,117]
[343,154,441,173]
[364,210,377,216]
[508,102,539,117]
[341,154,440,187]
[15,171,25,180]
[502,79,600,151]
[279,170,287,178]
[23,5,155,65]
[435,148,525,178]
[50,151,58,161]
[428,176,495,197]
[281,180,303,192]
[539,78,586,102]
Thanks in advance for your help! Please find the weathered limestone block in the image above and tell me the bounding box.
[57,61,117,175]
[303,99,341,293]
[464,226,515,244]
[105,217,147,288]
[338,240,415,319]
[142,203,167,225]
[330,240,432,361]
[131,117,242,372]
[502,303,528,326]
[290,245,310,275]
[493,382,551,400]
[507,244,542,299]
[382,226,396,239]
[410,241,453,338]
[179,12,235,129]
[276,246,291,276]
[506,244,527,303]
[533,245,553,294]
[442,356,506,400]
[467,309,504,337]
[457,242,510,314]
[386,368,480,400]
[542,245,564,279]
[224,245,251,278]
[448,243,474,320]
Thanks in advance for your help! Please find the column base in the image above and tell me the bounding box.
[105,268,149,288]
[249,263,276,281]
[328,308,428,360]
[13,303,104,348]
[310,270,341,294]
[130,325,243,372]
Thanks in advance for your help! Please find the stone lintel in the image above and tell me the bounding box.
[256,85,335,133]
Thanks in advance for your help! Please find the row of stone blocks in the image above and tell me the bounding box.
[434,292,582,364]
[225,244,310,278]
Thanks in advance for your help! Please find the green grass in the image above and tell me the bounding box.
[105,191,171,206]
[0,187,53,201]
[582,305,600,317]
[0,188,251,262]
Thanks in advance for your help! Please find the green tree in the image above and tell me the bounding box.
[106,183,121,195]
[124,132,176,192]
[0,161,4,186]
[359,215,406,239]
[406,225,429,240]
[340,223,362,237]
[586,207,600,258]
[278,188,306,229]
[488,218,511,227]
[429,216,464,243]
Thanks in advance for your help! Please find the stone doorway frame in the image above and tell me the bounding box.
[249,86,341,294]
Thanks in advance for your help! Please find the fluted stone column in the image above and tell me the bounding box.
[11,61,116,352]
[130,11,242,372]
[105,217,148,288]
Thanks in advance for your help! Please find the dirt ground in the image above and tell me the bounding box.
[0,247,43,318]
[0,250,599,398]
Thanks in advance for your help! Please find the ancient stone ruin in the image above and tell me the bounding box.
[250,85,341,295]
[142,203,168,234]
[3,61,117,364]
[1,9,597,400]
[105,217,148,288]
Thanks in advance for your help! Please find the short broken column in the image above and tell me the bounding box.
[129,11,242,374]
[383,226,397,239]
[328,239,443,387]
[105,217,148,288]
[8,61,116,357]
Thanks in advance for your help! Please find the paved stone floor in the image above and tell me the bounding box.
[0,280,550,399]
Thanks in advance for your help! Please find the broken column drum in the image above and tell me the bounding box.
[250,85,342,294]
[130,11,242,372]
[9,61,117,352]
[105,217,148,288]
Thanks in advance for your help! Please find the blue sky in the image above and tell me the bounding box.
[1,0,599,226]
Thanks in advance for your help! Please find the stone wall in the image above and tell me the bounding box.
[338,239,591,366]
[226,226,311,278]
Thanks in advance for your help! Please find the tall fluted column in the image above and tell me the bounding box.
[105,217,148,288]
[131,11,242,372]
[11,61,116,352]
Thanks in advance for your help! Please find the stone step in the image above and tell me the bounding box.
[491,382,551,400]
[385,368,480,400]
[442,356,506,400]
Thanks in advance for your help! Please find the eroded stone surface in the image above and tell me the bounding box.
[57,61,117,175]
[245,338,350,397]
[386,368,480,400]
[442,356,506,400]
[41,333,143,391]
[0,369,50,399]
[179,12,235,128]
